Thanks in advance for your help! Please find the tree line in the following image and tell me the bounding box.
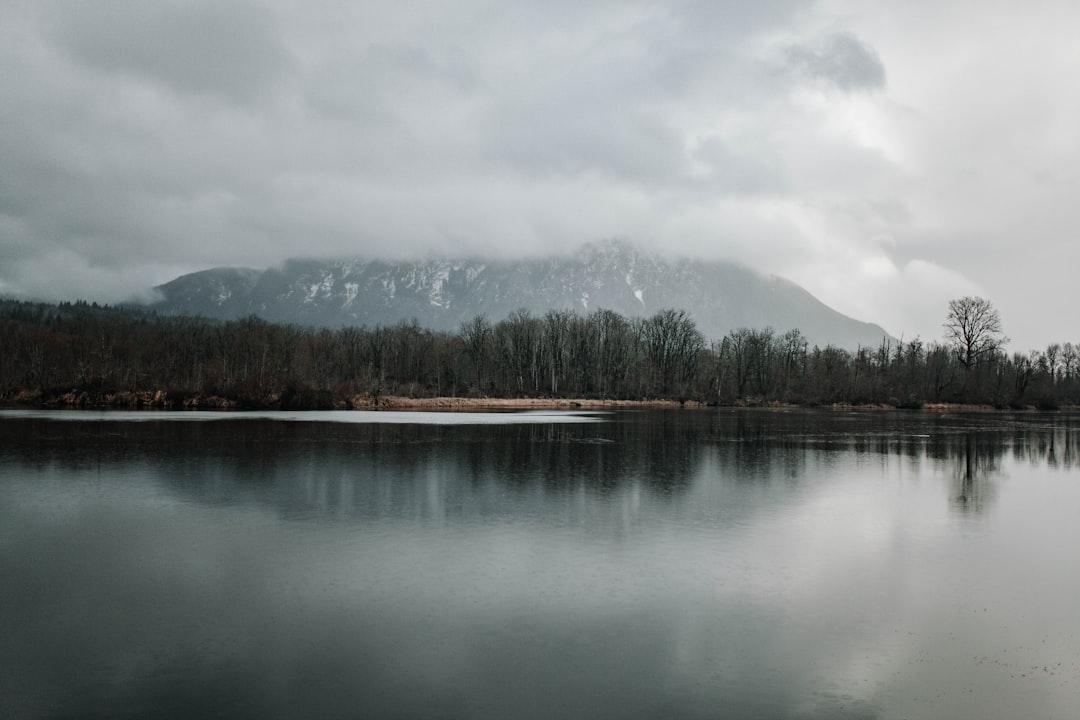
[0,297,1077,409]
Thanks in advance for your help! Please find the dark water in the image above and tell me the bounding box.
[2,408,1080,719]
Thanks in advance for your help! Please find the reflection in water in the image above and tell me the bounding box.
[951,433,1001,515]
[6,411,1080,555]
[3,409,1080,720]
[3,411,1078,522]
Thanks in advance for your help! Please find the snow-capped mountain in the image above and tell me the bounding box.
[149,241,891,347]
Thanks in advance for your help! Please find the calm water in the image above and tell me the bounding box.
[2,408,1079,719]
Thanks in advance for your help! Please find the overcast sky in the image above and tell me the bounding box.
[2,0,1077,349]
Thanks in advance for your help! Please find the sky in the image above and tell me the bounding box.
[2,0,1078,350]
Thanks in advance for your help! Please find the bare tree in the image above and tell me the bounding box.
[944,296,1008,370]
[1062,342,1078,382]
[495,309,541,394]
[721,327,775,397]
[722,328,755,397]
[639,309,704,396]
[1044,343,1061,385]
[460,314,492,394]
[542,310,574,395]
[588,308,634,398]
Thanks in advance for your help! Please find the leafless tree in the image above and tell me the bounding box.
[460,314,492,393]
[944,296,1008,370]
[1062,342,1078,382]
[1044,343,1061,385]
[639,309,704,395]
[542,310,573,395]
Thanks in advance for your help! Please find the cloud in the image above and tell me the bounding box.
[786,31,886,91]
[46,0,290,105]
[1,0,1078,348]
[691,135,789,195]
[1,247,183,305]
[791,254,984,346]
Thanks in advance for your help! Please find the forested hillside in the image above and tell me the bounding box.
[0,299,1075,409]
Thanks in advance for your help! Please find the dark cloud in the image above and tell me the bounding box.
[786,32,886,91]
[47,0,290,104]
[673,0,811,41]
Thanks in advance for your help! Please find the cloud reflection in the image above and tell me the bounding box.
[3,409,1080,718]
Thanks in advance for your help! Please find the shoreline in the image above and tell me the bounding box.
[2,388,1073,413]
[351,396,703,410]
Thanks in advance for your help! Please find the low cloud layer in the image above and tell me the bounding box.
[2,0,1078,348]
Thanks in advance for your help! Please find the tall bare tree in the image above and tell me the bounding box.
[460,314,492,393]
[639,309,704,396]
[944,296,1008,370]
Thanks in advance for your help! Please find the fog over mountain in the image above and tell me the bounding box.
[150,241,890,349]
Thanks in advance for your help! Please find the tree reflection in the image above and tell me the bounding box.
[5,410,1080,522]
[951,432,1001,515]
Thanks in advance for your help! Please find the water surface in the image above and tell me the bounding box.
[2,409,1079,719]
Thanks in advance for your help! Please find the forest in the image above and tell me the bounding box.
[0,297,1076,409]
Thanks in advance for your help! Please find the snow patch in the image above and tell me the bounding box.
[305,274,335,303]
[466,265,485,283]
[634,289,644,307]
[429,264,451,307]
[432,266,450,288]
[343,282,359,306]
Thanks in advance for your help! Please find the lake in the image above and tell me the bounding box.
[2,408,1079,719]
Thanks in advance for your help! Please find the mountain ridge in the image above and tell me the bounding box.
[149,241,892,348]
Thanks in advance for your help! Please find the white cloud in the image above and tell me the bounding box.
[792,254,984,345]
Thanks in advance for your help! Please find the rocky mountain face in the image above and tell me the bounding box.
[149,241,891,348]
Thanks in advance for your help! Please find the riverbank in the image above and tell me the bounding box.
[349,397,1062,412]
[1,387,706,410]
[4,387,1072,412]
[350,395,707,409]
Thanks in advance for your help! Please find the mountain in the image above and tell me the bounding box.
[148,241,891,348]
